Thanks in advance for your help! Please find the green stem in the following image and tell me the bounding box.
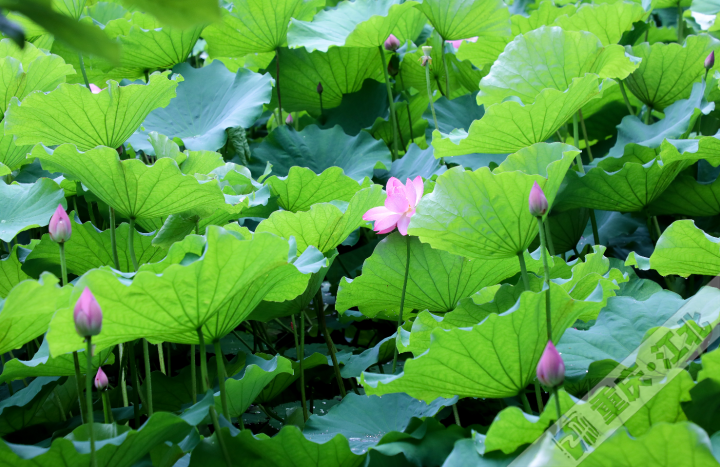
[572,113,583,173]
[119,344,128,407]
[197,329,210,392]
[157,343,166,375]
[53,389,67,421]
[73,351,87,423]
[101,391,110,424]
[553,387,562,421]
[534,381,545,413]
[543,219,555,257]
[520,391,532,414]
[517,252,530,291]
[276,48,283,124]
[128,341,141,427]
[589,209,600,246]
[392,235,411,374]
[78,53,91,90]
[314,290,346,397]
[441,38,450,98]
[290,314,308,421]
[379,46,400,160]
[213,341,230,421]
[644,106,652,125]
[652,216,663,240]
[86,338,97,467]
[87,202,97,227]
[190,344,197,404]
[142,339,153,417]
[578,109,593,162]
[617,80,635,115]
[109,207,120,270]
[128,218,139,272]
[59,243,69,286]
[452,404,461,427]
[537,217,553,342]
[425,63,439,133]
[677,5,684,43]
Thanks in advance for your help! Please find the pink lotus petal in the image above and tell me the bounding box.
[377,225,398,234]
[385,192,409,213]
[373,212,402,233]
[363,206,394,222]
[387,177,406,198]
[412,176,424,204]
[89,84,102,94]
[448,37,478,48]
[397,214,411,235]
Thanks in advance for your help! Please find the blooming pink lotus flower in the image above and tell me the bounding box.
[384,34,400,52]
[89,84,103,94]
[74,288,103,338]
[448,37,477,48]
[95,367,108,391]
[49,204,71,243]
[537,341,565,388]
[528,181,548,217]
[363,176,424,235]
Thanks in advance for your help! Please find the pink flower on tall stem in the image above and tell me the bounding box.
[363,176,424,235]
[49,204,71,243]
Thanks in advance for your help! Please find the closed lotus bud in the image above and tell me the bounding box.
[317,82,323,94]
[384,34,400,52]
[95,367,108,391]
[74,288,103,338]
[536,341,565,388]
[528,181,548,217]
[285,113,293,125]
[706,51,714,70]
[49,204,72,243]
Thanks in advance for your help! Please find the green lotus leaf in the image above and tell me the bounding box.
[204,0,322,56]
[698,348,720,384]
[661,135,720,167]
[0,244,29,299]
[267,167,372,213]
[397,31,484,100]
[45,226,311,356]
[0,178,66,242]
[579,422,718,467]
[477,27,638,107]
[432,74,610,157]
[386,143,447,182]
[544,207,591,255]
[190,425,364,467]
[338,333,396,378]
[647,173,720,217]
[557,290,687,379]
[103,12,203,72]
[4,71,179,151]
[249,125,391,182]
[256,185,383,254]
[391,6,427,44]
[303,393,454,454]
[33,144,225,221]
[267,46,385,113]
[553,2,647,46]
[0,273,72,355]
[416,0,510,41]
[647,220,720,277]
[361,282,594,400]
[624,35,718,111]
[0,394,215,467]
[287,0,419,52]
[0,376,60,437]
[255,352,328,403]
[554,143,691,212]
[0,134,32,172]
[120,0,221,30]
[409,143,577,260]
[24,211,166,277]
[129,62,272,153]
[0,39,75,115]
[215,354,294,418]
[336,233,546,321]
[0,339,114,384]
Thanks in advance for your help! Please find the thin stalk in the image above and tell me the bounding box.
[572,113,583,172]
[109,208,120,270]
[424,63,439,131]
[314,290,346,397]
[543,219,555,256]
[318,90,324,123]
[167,344,171,376]
[197,330,231,467]
[59,243,69,286]
[78,53,91,89]
[87,202,97,227]
[652,216,663,240]
[101,391,111,423]
[128,218,139,272]
[520,391,532,414]
[53,389,67,421]
[517,252,531,291]
[73,351,87,423]
[157,344,166,375]
[618,80,635,115]
[677,5,684,43]
[290,314,308,421]
[213,341,230,421]
[644,106,652,125]
[441,38,450,97]
[589,210,600,246]
[300,313,307,414]
[86,338,97,467]
[553,387,562,421]
[276,48,283,124]
[231,331,253,354]
[578,109,593,162]
[399,73,414,142]
[534,381,545,413]
[190,344,197,404]
[536,217,553,342]
[142,339,153,417]
[195,219,200,235]
[379,45,400,160]
[392,235,411,374]
[452,404,461,427]
[128,342,141,427]
[119,344,128,407]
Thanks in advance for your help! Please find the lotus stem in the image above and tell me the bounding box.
[578,109,593,162]
[425,62,439,132]
[142,339,153,416]
[128,218,139,272]
[517,252,531,291]
[543,219,555,256]
[291,314,308,421]
[197,329,231,467]
[53,389,67,421]
[109,207,120,270]
[589,210,600,246]
[644,106,653,125]
[213,340,230,421]
[452,404,461,427]
[167,344,171,376]
[58,242,69,286]
[119,343,128,407]
[190,344,197,404]
[553,387,562,421]
[617,80,635,115]
[441,38,451,97]
[101,391,112,423]
[78,53,91,90]
[534,380,545,413]
[87,202,98,227]
[520,391,532,414]
[314,290,346,397]
[379,45,400,160]
[276,47,283,124]
[572,113,583,173]
[157,344,166,375]
[86,338,97,467]
[392,235,411,374]
[652,216,663,239]
[73,351,87,423]
[536,217,553,342]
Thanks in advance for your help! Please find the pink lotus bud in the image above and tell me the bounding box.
[95,367,108,391]
[705,51,714,70]
[536,341,565,388]
[74,288,102,338]
[89,84,102,94]
[317,82,323,94]
[528,181,548,217]
[49,204,72,243]
[384,34,400,52]
[285,113,293,125]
